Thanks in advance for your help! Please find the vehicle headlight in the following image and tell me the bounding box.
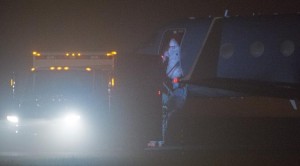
[64,113,81,125]
[6,115,19,123]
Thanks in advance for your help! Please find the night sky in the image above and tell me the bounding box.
[1,1,299,61]
[0,0,299,101]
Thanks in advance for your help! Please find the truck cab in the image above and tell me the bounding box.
[2,51,116,152]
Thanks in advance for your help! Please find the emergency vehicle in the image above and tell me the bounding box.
[2,51,116,152]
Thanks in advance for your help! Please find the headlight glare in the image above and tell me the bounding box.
[64,113,81,125]
[6,115,19,123]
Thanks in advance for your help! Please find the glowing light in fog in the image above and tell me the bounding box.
[64,113,81,125]
[7,115,19,123]
[111,78,115,87]
[32,51,41,57]
[106,51,117,56]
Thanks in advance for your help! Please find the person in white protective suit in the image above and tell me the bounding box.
[160,38,187,145]
[147,38,187,147]
[163,38,183,83]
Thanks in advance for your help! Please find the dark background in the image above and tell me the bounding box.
[1,0,299,75]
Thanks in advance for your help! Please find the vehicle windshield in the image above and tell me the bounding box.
[33,71,94,97]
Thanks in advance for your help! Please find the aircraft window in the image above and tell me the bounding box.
[280,40,295,57]
[220,43,234,59]
[250,41,264,57]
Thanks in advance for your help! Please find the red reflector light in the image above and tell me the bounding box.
[173,77,179,83]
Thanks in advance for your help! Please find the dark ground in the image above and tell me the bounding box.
[2,99,300,166]
[1,146,300,166]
